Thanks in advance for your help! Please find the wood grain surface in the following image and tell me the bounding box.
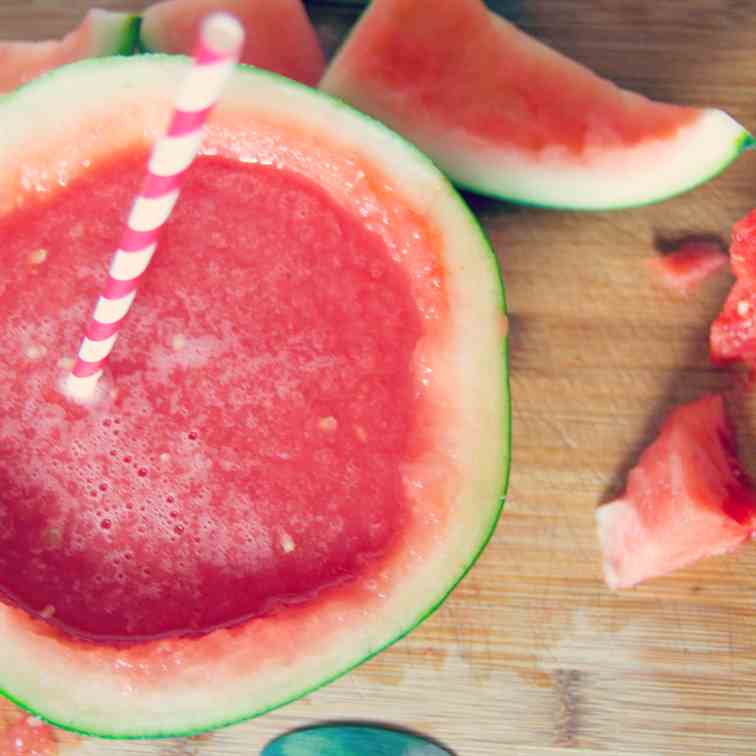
[3,2,756,754]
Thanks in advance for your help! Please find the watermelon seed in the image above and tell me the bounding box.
[737,300,750,317]
[25,344,46,360]
[28,248,47,265]
[280,531,296,553]
[318,416,338,432]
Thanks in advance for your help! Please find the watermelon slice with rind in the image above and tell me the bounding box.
[0,56,509,737]
[139,0,326,86]
[596,395,756,589]
[320,0,752,210]
[0,10,139,94]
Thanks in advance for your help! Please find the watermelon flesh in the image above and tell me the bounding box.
[0,152,421,641]
[0,10,139,94]
[711,211,756,372]
[320,0,750,210]
[140,0,326,86]
[646,240,729,296]
[596,395,756,589]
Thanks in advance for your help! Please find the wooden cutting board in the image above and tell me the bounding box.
[2,2,756,754]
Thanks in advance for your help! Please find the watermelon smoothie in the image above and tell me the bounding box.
[0,150,421,643]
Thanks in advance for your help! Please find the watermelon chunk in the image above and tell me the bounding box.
[711,211,756,370]
[0,56,509,738]
[320,0,751,210]
[0,10,139,94]
[140,0,326,86]
[646,240,729,296]
[596,395,756,589]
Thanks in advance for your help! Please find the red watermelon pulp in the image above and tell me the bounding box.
[320,0,751,210]
[596,395,756,589]
[0,57,510,737]
[711,210,756,374]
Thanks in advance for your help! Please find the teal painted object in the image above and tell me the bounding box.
[303,0,522,22]
[262,725,453,756]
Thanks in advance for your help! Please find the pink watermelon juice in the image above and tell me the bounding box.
[0,151,422,644]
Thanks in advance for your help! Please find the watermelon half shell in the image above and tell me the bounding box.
[0,56,510,738]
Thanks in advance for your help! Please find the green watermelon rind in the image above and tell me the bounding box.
[89,11,142,57]
[118,16,142,56]
[0,55,511,739]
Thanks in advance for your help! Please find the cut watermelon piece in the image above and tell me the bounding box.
[0,57,509,737]
[646,240,729,296]
[0,10,139,94]
[596,395,756,590]
[140,0,325,86]
[711,211,756,370]
[320,0,751,210]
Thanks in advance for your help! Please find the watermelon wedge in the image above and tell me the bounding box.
[320,0,752,210]
[596,395,756,589]
[646,240,729,296]
[0,56,509,737]
[140,0,325,86]
[711,210,756,372]
[0,10,139,94]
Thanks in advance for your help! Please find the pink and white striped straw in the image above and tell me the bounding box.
[66,12,244,401]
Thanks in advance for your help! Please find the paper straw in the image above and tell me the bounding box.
[66,12,244,401]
